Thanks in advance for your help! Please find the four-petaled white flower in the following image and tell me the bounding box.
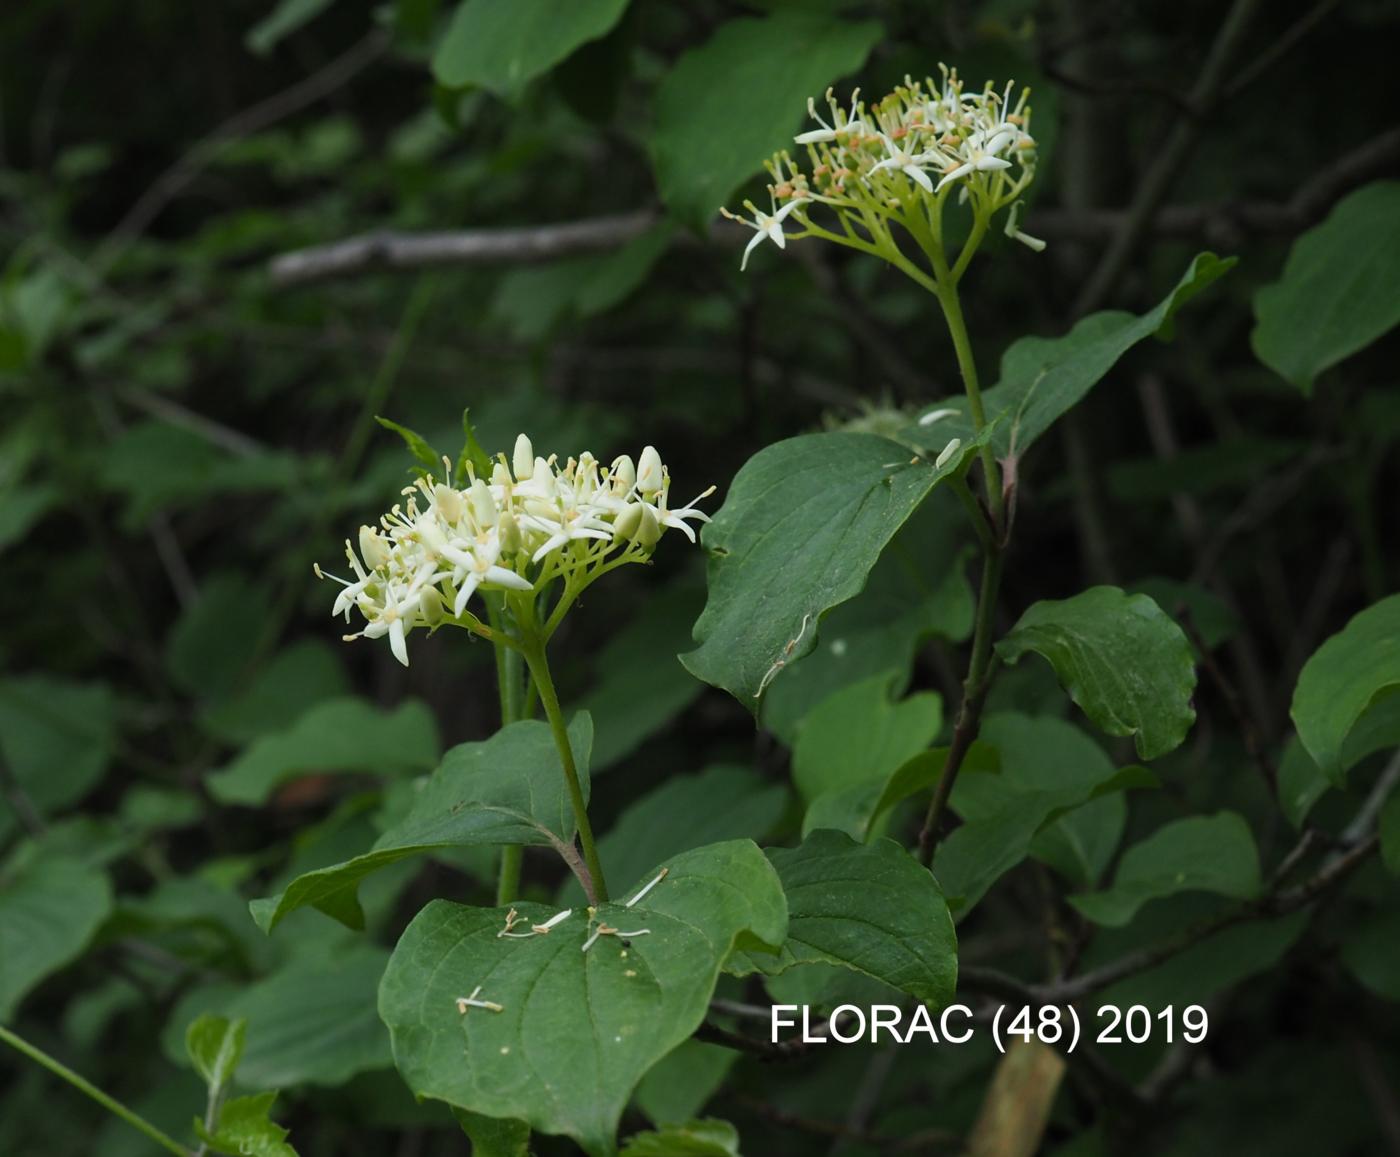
[728,195,807,271]
[870,134,940,192]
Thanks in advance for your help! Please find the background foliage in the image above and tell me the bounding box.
[2,0,1399,1154]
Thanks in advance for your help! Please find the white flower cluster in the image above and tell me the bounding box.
[725,64,1043,268]
[317,436,713,666]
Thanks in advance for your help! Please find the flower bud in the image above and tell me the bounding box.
[469,478,497,526]
[492,460,512,488]
[418,585,445,626]
[513,433,534,482]
[637,446,664,495]
[499,511,523,555]
[433,484,465,525]
[532,457,556,496]
[610,454,636,493]
[358,525,391,570]
[616,501,661,547]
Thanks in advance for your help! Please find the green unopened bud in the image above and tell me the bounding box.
[637,446,664,495]
[513,434,534,482]
[358,525,391,569]
[469,478,497,526]
[433,484,465,524]
[616,501,661,547]
[499,511,523,554]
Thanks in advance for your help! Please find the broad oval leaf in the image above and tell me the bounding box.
[208,697,439,806]
[252,714,592,932]
[432,0,631,100]
[0,855,113,1019]
[652,12,881,230]
[758,830,958,1008]
[682,430,988,708]
[377,840,786,1157]
[907,253,1234,457]
[1252,182,1400,392]
[995,586,1197,760]
[1069,812,1260,927]
[1290,593,1400,784]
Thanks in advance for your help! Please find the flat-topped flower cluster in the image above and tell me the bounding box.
[317,436,712,665]
[724,64,1043,270]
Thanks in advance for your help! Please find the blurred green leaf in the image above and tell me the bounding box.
[0,855,113,1018]
[167,572,272,700]
[1341,908,1400,1001]
[1381,790,1400,875]
[996,586,1197,760]
[0,483,57,556]
[0,676,115,832]
[201,641,350,744]
[621,1118,741,1156]
[245,0,335,56]
[207,697,439,806]
[1070,812,1260,927]
[251,714,590,931]
[683,429,989,707]
[1252,182,1400,392]
[652,13,880,230]
[634,1041,735,1129]
[1291,593,1400,783]
[569,764,786,906]
[378,841,786,1156]
[452,1108,530,1157]
[433,0,631,99]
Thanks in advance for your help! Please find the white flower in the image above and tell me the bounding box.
[794,87,866,145]
[934,148,1012,192]
[726,195,807,271]
[318,434,714,665]
[869,134,941,192]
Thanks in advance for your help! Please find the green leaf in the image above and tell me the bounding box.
[245,0,335,56]
[201,640,350,744]
[0,676,115,831]
[682,429,989,707]
[176,944,391,1088]
[907,253,1234,457]
[377,840,786,1156]
[995,586,1197,760]
[755,831,957,1007]
[634,1041,735,1128]
[579,586,705,773]
[1342,908,1400,1001]
[621,1119,741,1157]
[252,714,592,932]
[567,764,786,906]
[374,416,443,475]
[651,12,880,230]
[792,672,941,805]
[432,0,630,99]
[932,714,1145,912]
[195,1091,298,1157]
[454,408,494,486]
[1070,812,1260,927]
[1381,790,1400,876]
[166,572,271,700]
[452,1108,531,1157]
[207,697,439,806]
[1290,593,1400,783]
[1279,695,1400,828]
[0,482,57,556]
[1252,182,1400,392]
[185,1014,246,1094]
[760,496,974,743]
[0,855,113,1018]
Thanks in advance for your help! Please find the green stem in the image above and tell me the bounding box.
[489,604,526,905]
[0,1025,191,1156]
[935,280,1005,529]
[522,643,608,902]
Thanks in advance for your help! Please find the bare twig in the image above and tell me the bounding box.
[117,388,266,457]
[270,210,659,286]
